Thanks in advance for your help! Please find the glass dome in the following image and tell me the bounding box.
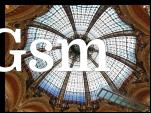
[24,5,136,104]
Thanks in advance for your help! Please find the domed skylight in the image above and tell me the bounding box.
[24,5,136,104]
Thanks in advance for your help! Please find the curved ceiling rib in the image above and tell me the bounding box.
[63,5,77,36]
[84,5,109,36]
[97,30,134,40]
[89,46,141,71]
[88,55,119,92]
[83,71,91,108]
[106,52,142,71]
[28,59,62,88]
[29,21,68,39]
[56,56,76,106]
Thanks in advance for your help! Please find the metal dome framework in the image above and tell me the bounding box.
[22,5,142,108]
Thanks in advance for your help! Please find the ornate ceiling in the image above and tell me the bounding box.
[5,5,150,112]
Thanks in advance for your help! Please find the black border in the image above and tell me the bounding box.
[0,4,5,113]
[0,0,150,5]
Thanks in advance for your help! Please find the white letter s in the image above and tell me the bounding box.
[29,39,53,72]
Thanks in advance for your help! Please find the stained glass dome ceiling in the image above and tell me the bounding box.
[24,5,136,104]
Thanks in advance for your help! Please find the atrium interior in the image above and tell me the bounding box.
[5,5,150,112]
